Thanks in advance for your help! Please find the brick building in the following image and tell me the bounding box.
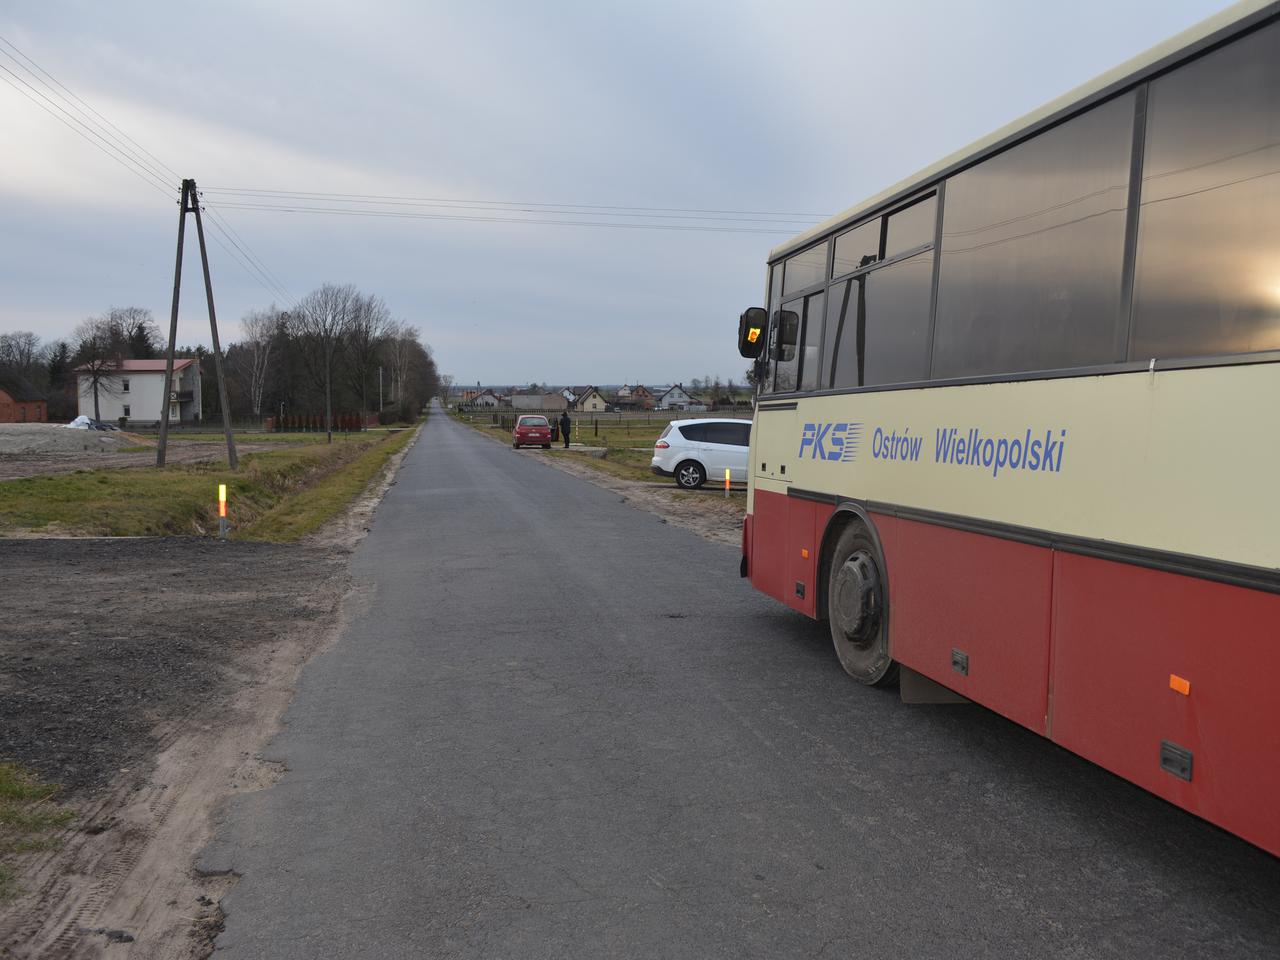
[0,369,47,422]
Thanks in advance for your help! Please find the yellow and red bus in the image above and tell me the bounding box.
[737,0,1280,857]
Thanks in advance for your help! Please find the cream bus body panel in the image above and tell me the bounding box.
[751,362,1279,571]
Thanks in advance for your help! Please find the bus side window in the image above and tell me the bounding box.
[798,292,826,391]
[931,93,1134,378]
[772,306,802,392]
[828,255,932,390]
[1130,20,1280,359]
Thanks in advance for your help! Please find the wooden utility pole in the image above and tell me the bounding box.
[156,180,190,467]
[157,178,238,470]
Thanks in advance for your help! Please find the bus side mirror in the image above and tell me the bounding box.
[738,307,767,359]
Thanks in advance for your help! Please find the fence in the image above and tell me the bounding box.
[129,413,378,434]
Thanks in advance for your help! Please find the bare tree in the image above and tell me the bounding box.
[236,306,283,417]
[107,306,160,359]
[384,322,419,406]
[72,317,123,422]
[344,293,391,421]
[0,331,42,376]
[438,373,455,403]
[292,283,357,443]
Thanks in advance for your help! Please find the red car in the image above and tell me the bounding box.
[512,415,553,449]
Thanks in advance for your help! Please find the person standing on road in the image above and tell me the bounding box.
[559,410,571,449]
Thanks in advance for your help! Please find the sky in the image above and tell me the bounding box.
[0,0,1234,387]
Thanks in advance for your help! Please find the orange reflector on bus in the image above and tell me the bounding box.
[747,327,761,344]
[1169,674,1190,696]
[801,548,809,559]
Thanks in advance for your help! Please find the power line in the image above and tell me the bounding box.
[201,186,829,220]
[0,34,307,308]
[200,199,297,306]
[203,193,815,226]
[205,201,801,234]
[198,191,815,225]
[200,217,296,307]
[0,54,173,191]
[0,64,175,200]
[0,32,180,182]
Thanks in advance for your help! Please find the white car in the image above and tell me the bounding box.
[651,418,751,489]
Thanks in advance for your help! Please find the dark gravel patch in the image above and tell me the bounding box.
[0,537,345,796]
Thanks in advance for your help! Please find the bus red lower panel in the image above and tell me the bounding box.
[1050,553,1280,856]
[748,490,827,618]
[750,497,1280,855]
[874,514,1054,735]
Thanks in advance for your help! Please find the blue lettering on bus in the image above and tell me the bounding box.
[871,427,923,463]
[796,422,1066,476]
[799,422,861,461]
[934,427,1067,477]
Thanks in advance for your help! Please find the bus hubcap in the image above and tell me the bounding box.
[833,551,880,649]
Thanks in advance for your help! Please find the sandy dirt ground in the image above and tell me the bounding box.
[0,431,416,959]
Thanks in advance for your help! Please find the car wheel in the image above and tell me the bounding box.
[675,460,705,490]
[542,444,551,449]
[827,523,898,686]
[513,442,520,448]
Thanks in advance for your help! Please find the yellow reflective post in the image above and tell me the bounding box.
[724,467,731,498]
[218,483,228,540]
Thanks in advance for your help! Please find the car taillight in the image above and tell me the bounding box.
[655,440,669,449]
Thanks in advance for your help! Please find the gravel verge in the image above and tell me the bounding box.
[0,537,345,797]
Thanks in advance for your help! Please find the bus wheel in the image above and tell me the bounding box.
[828,524,898,686]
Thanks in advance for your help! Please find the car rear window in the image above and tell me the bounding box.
[704,422,751,446]
[518,416,548,427]
[677,423,709,442]
[658,424,673,440]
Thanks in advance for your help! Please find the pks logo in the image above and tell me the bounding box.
[798,422,861,462]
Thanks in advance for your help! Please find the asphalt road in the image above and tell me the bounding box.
[201,407,1280,959]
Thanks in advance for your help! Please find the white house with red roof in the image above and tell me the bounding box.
[76,358,203,425]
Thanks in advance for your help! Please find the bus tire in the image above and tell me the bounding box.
[827,523,898,687]
[675,460,705,489]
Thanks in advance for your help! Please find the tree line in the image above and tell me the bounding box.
[1,283,441,430]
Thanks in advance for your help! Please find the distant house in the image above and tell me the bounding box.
[512,389,567,411]
[570,386,607,413]
[615,384,655,410]
[76,358,202,425]
[468,388,500,408]
[630,385,655,409]
[656,383,706,412]
[0,369,47,423]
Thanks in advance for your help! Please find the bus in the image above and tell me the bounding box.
[736,0,1280,858]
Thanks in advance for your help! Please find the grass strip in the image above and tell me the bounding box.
[0,764,74,902]
[239,425,417,541]
[0,429,415,539]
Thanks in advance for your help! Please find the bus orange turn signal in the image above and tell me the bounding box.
[1169,674,1190,696]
